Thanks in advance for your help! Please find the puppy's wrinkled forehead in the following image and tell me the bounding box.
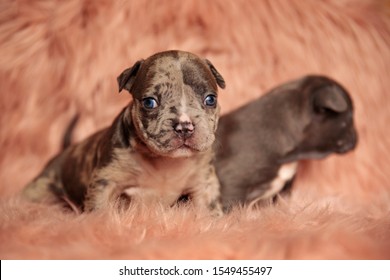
[130,51,218,98]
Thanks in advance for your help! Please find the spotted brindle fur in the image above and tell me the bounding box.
[23,50,226,214]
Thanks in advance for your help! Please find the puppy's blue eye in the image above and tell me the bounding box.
[142,97,158,109]
[204,94,217,107]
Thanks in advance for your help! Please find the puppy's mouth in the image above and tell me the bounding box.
[335,130,358,154]
[169,138,205,153]
[141,134,212,158]
[155,143,201,158]
[168,131,216,156]
[335,141,356,154]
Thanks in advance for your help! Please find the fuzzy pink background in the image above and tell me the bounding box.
[1,0,390,259]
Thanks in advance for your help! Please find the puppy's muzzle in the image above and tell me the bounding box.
[174,121,194,139]
[336,128,358,154]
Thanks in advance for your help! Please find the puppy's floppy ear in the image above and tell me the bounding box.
[313,85,348,113]
[117,59,144,93]
[205,59,226,89]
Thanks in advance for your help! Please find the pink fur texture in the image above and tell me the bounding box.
[1,0,389,259]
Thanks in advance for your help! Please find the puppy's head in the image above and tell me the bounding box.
[117,50,225,157]
[293,75,358,159]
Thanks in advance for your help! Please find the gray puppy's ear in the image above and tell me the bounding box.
[205,59,226,89]
[117,59,144,93]
[313,85,348,113]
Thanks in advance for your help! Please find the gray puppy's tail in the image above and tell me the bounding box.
[62,114,79,150]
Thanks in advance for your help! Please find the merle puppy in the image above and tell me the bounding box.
[23,50,226,214]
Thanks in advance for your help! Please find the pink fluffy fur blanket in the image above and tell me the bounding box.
[1,0,390,259]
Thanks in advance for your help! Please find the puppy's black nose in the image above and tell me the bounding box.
[174,121,194,138]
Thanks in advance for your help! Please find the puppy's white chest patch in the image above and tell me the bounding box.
[261,162,298,199]
[246,162,298,202]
